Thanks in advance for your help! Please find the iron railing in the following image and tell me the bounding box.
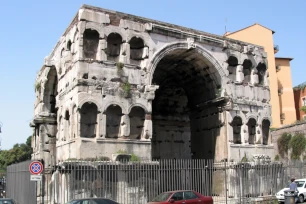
[7,159,306,204]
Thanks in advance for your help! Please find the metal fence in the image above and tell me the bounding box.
[6,160,36,204]
[7,159,306,204]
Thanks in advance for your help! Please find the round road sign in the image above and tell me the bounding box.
[29,161,43,175]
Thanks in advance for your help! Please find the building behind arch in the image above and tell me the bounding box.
[225,24,297,127]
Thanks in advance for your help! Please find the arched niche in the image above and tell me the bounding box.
[242,59,252,84]
[257,62,267,85]
[80,102,98,138]
[105,105,122,138]
[247,118,256,144]
[83,29,99,59]
[232,116,242,144]
[227,56,238,82]
[64,110,70,140]
[107,33,122,61]
[129,36,144,65]
[262,119,270,145]
[129,106,145,139]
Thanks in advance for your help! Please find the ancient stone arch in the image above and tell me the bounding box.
[128,103,149,114]
[147,42,226,85]
[32,5,273,163]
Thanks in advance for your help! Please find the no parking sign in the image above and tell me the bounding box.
[29,161,43,175]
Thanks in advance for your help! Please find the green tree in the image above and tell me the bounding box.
[0,136,32,172]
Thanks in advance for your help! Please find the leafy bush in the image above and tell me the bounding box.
[300,106,306,113]
[289,133,306,160]
[277,133,292,158]
[274,154,280,161]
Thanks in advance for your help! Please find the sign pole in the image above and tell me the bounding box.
[41,169,44,204]
[29,161,44,204]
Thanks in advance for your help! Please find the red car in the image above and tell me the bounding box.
[148,190,213,204]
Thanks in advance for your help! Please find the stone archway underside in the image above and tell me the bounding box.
[151,48,224,160]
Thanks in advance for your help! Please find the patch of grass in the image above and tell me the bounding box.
[130,153,140,161]
[116,62,124,76]
[121,82,131,97]
[274,154,280,161]
[35,81,41,92]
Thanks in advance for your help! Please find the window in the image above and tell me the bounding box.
[171,192,184,201]
[184,191,199,200]
[302,97,306,106]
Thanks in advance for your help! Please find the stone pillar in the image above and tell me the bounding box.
[77,110,81,138]
[120,42,130,64]
[142,114,152,140]
[235,65,244,83]
[100,114,106,138]
[97,39,107,61]
[120,114,130,137]
[241,124,247,145]
[255,125,262,144]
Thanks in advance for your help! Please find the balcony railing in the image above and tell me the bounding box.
[280,113,285,120]
[274,45,279,54]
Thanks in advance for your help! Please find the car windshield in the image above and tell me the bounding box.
[296,181,305,187]
[151,192,172,202]
[65,199,118,204]
[0,200,14,204]
[286,181,305,188]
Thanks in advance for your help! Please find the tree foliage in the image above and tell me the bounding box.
[289,133,306,160]
[0,136,32,172]
[277,132,292,158]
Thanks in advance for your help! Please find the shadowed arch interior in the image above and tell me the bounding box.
[262,119,270,145]
[247,118,257,144]
[129,106,145,139]
[80,102,98,138]
[43,67,58,114]
[107,33,122,61]
[130,37,144,65]
[151,48,223,160]
[83,29,99,59]
[257,62,267,85]
[106,105,122,138]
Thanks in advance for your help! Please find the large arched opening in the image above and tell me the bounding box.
[150,46,224,160]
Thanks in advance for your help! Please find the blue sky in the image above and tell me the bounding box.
[0,0,305,150]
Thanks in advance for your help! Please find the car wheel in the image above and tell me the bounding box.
[298,194,304,203]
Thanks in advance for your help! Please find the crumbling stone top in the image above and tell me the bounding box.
[80,4,263,48]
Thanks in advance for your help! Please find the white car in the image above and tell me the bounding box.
[275,178,306,203]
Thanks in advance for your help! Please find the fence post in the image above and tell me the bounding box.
[224,161,227,204]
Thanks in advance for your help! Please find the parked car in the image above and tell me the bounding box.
[275,178,306,203]
[0,198,18,204]
[66,198,119,204]
[148,190,213,204]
